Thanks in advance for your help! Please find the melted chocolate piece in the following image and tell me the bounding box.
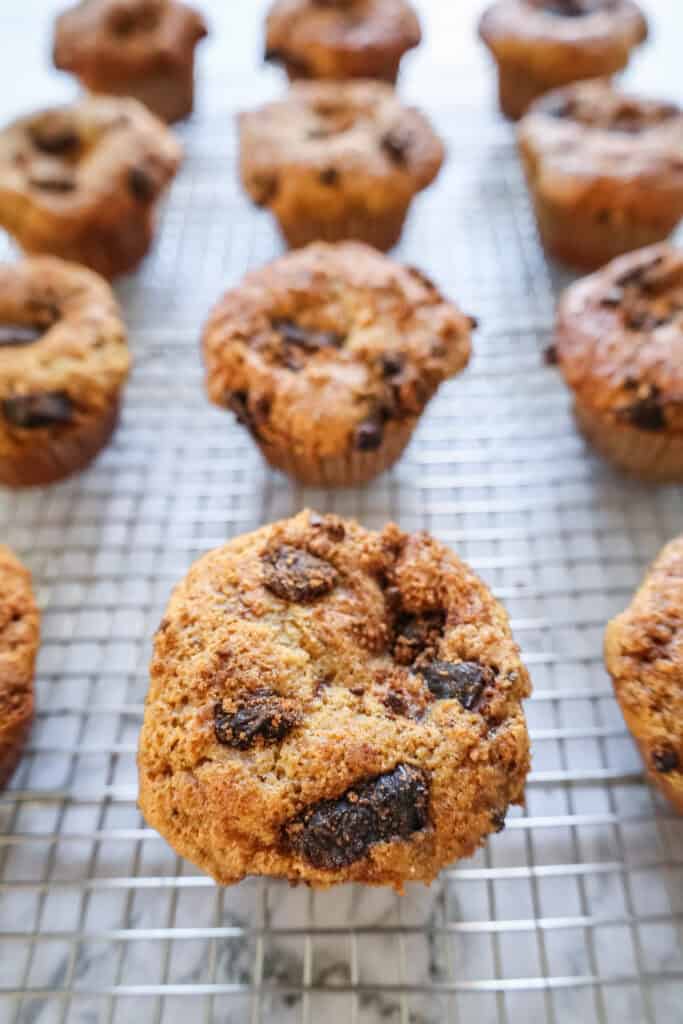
[392,611,445,666]
[2,391,73,428]
[30,121,80,156]
[249,173,279,207]
[214,689,299,749]
[380,128,411,166]
[618,388,666,432]
[128,166,156,202]
[262,545,339,602]
[273,319,345,352]
[422,660,493,710]
[380,353,405,378]
[354,418,384,451]
[284,764,430,869]
[544,344,558,366]
[319,167,340,186]
[652,749,680,773]
[0,324,44,347]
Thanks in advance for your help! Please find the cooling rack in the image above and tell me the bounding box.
[1,1,682,1022]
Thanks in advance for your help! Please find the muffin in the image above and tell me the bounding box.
[264,0,421,84]
[53,0,208,124]
[0,546,39,789]
[479,0,647,120]
[202,241,474,487]
[0,97,182,279]
[138,509,532,889]
[0,257,131,487]
[518,80,683,271]
[238,80,444,251]
[605,536,683,812]
[553,243,683,482]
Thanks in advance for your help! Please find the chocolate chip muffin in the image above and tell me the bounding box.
[202,242,474,487]
[264,0,421,84]
[479,0,647,120]
[0,257,131,487]
[54,0,208,124]
[517,80,683,270]
[553,243,683,481]
[0,546,39,789]
[605,536,683,813]
[238,80,444,251]
[138,510,532,889]
[0,97,182,278]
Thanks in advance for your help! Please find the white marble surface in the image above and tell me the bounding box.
[0,1,682,1022]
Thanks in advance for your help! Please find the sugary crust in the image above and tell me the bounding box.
[202,242,473,480]
[0,546,39,789]
[239,80,444,241]
[0,257,131,486]
[605,536,683,812]
[138,509,531,889]
[265,0,421,81]
[0,97,182,277]
[555,244,683,436]
[54,0,207,81]
[479,1,647,72]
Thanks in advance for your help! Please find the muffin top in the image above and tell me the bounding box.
[480,0,647,49]
[518,81,683,188]
[555,244,683,435]
[239,80,444,213]
[0,545,39,788]
[0,257,130,443]
[139,509,531,888]
[203,241,473,459]
[605,536,683,808]
[265,0,421,76]
[54,0,207,77]
[0,97,182,222]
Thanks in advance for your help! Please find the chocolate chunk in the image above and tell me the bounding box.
[615,255,664,288]
[543,344,558,366]
[2,391,73,428]
[422,660,493,710]
[262,545,338,602]
[227,390,256,433]
[128,166,156,202]
[600,287,623,308]
[491,808,507,833]
[618,388,666,432]
[652,748,680,774]
[214,689,299,749]
[273,319,345,352]
[0,324,43,347]
[380,129,411,166]
[319,167,339,186]
[30,121,79,156]
[380,353,404,378]
[392,611,445,666]
[284,764,429,869]
[28,171,76,193]
[354,418,384,451]
[249,173,279,207]
[540,0,609,15]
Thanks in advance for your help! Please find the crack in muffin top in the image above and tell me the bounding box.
[555,244,683,434]
[138,510,531,887]
[239,80,444,211]
[202,241,473,459]
[518,80,683,184]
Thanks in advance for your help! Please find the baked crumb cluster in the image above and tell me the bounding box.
[139,510,531,889]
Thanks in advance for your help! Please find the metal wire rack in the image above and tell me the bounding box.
[1,1,682,1021]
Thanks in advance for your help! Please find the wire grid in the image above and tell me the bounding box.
[1,2,683,1022]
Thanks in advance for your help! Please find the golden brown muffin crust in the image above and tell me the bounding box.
[265,0,421,80]
[0,97,182,277]
[555,244,683,436]
[0,545,39,788]
[138,510,531,889]
[0,257,130,477]
[605,536,683,812]
[239,79,444,216]
[54,0,207,80]
[202,241,473,462]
